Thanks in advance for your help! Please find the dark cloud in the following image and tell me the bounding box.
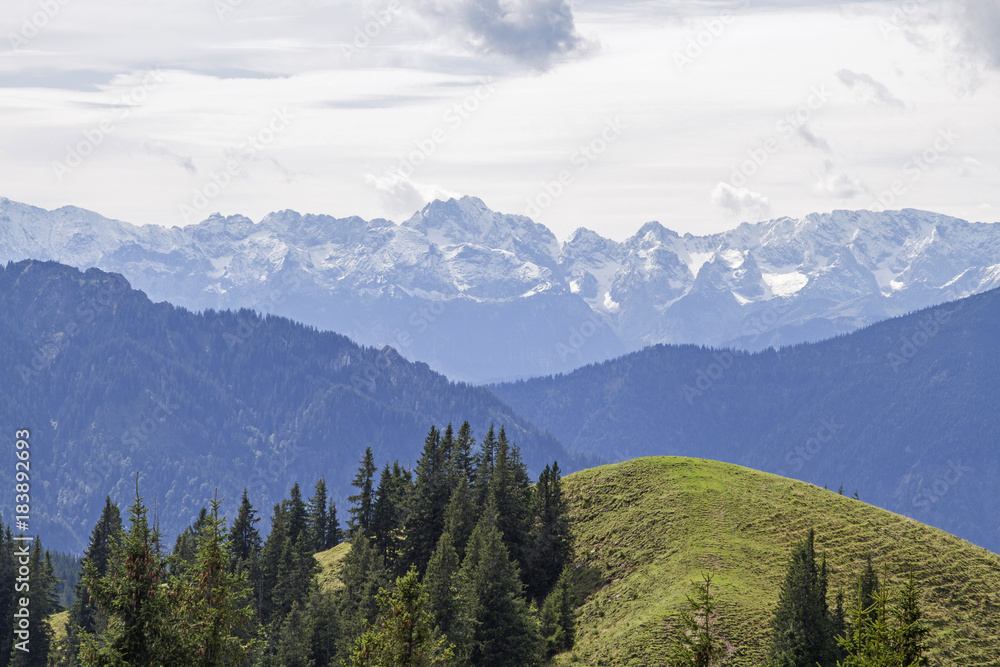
[836,69,905,109]
[414,0,596,69]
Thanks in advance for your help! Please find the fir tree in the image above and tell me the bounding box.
[67,497,122,664]
[349,447,378,535]
[371,462,411,570]
[539,568,575,659]
[525,462,573,601]
[175,494,255,666]
[347,567,455,667]
[768,529,840,667]
[487,427,533,577]
[666,573,724,667]
[308,478,330,552]
[473,425,498,509]
[442,477,477,561]
[403,426,452,575]
[458,503,540,667]
[858,556,880,625]
[424,531,469,657]
[79,478,182,666]
[896,571,929,666]
[339,532,391,642]
[326,500,342,549]
[273,601,314,667]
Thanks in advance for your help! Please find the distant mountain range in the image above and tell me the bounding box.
[0,260,578,553]
[492,288,1000,554]
[2,196,999,382]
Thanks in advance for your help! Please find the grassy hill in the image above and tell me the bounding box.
[560,457,1000,666]
[313,457,1000,665]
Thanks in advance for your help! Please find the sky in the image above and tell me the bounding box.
[0,0,998,240]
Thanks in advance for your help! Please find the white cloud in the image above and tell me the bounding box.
[364,170,459,218]
[813,159,867,200]
[710,182,771,221]
[140,139,197,175]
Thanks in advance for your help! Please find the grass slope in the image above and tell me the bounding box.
[561,457,1000,666]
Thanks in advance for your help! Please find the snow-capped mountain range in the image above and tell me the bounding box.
[2,195,999,382]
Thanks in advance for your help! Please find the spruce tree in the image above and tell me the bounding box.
[175,495,255,666]
[403,426,452,576]
[666,573,724,667]
[450,421,475,491]
[273,601,314,667]
[349,447,378,535]
[347,567,454,667]
[525,462,573,601]
[227,489,263,619]
[442,477,477,561]
[308,478,330,552]
[488,427,533,576]
[473,425,498,509]
[0,523,16,666]
[458,503,540,667]
[539,568,575,659]
[371,462,412,570]
[306,587,343,667]
[858,556,880,625]
[67,497,122,664]
[326,500,342,549]
[424,531,469,656]
[768,529,839,667]
[895,571,929,666]
[79,479,182,666]
[339,532,390,642]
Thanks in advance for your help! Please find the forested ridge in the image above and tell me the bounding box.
[493,287,1000,552]
[0,259,582,553]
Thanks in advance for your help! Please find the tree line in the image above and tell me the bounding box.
[0,421,576,666]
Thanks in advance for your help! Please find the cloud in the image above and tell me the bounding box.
[411,0,597,69]
[797,124,832,153]
[836,69,906,109]
[813,159,867,200]
[954,0,1000,69]
[364,170,459,217]
[140,139,197,175]
[710,182,771,220]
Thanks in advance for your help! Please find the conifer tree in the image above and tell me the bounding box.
[371,462,411,569]
[403,426,451,575]
[896,572,929,666]
[473,425,498,509]
[326,500,342,549]
[488,427,533,576]
[443,477,477,561]
[273,601,314,667]
[349,447,378,535]
[450,421,475,490]
[172,506,210,572]
[67,497,122,664]
[0,523,16,667]
[308,478,330,552]
[227,489,263,619]
[339,532,390,642]
[458,503,540,667]
[347,567,455,667]
[175,495,255,666]
[306,587,343,667]
[666,573,724,667]
[768,529,840,667]
[858,556,880,625]
[525,462,573,601]
[80,478,182,666]
[539,568,575,659]
[424,531,469,657]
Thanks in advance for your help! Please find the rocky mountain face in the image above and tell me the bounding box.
[2,196,998,381]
